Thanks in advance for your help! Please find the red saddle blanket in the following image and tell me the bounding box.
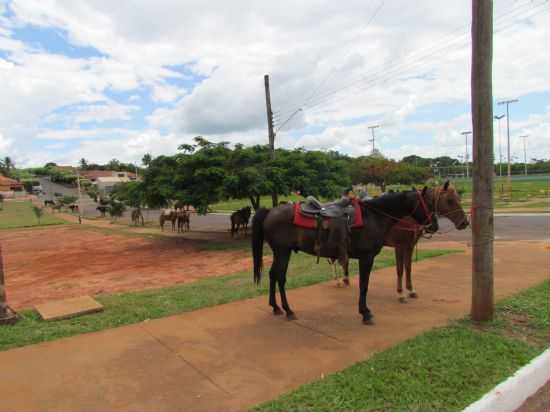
[293,200,364,229]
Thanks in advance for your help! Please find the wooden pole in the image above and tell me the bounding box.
[264,74,278,207]
[471,0,494,321]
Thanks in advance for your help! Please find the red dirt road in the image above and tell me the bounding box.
[0,226,253,309]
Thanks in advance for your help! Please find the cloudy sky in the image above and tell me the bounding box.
[1,0,549,167]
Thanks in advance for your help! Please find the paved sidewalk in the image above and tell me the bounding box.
[0,241,548,412]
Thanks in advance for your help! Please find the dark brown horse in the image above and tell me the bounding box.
[332,181,469,302]
[177,209,190,232]
[160,209,177,231]
[131,208,144,226]
[231,206,252,237]
[252,188,439,325]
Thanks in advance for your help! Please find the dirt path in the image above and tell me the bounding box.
[0,225,252,309]
[0,240,548,412]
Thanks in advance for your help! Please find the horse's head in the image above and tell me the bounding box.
[435,181,469,230]
[409,187,439,233]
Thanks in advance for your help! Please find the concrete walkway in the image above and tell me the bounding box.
[0,241,549,412]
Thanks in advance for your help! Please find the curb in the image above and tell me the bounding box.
[463,349,550,412]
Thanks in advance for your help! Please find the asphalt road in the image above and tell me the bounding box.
[37,178,549,241]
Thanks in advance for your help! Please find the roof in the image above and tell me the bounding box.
[0,175,22,186]
[96,176,131,183]
[81,170,137,179]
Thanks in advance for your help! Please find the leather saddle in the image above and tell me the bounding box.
[300,196,355,219]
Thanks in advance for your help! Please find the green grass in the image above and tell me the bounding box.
[211,193,307,212]
[0,248,455,352]
[0,200,66,229]
[252,280,550,412]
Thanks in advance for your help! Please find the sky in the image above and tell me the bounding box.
[1,0,549,167]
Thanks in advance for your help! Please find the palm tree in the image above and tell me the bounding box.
[3,157,13,172]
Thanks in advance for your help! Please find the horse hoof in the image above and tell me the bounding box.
[409,292,418,299]
[398,296,408,304]
[362,318,375,325]
[273,308,284,316]
[286,312,297,321]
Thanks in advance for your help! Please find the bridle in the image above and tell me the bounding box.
[410,190,435,229]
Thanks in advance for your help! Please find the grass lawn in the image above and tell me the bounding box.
[0,200,66,229]
[0,248,456,352]
[210,178,550,212]
[251,280,550,412]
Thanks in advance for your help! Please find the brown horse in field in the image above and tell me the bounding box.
[159,209,177,231]
[231,206,252,237]
[131,208,144,226]
[333,181,469,302]
[177,210,190,232]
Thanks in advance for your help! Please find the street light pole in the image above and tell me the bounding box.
[520,135,528,176]
[497,99,518,192]
[461,131,472,179]
[494,114,505,177]
[368,125,380,154]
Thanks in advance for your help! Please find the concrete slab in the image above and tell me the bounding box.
[35,295,104,321]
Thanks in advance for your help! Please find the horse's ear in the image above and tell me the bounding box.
[443,180,450,191]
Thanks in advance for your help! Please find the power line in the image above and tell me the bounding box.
[277,0,548,119]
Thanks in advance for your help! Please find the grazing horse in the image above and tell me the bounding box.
[159,209,177,231]
[252,188,439,325]
[97,205,109,217]
[68,204,79,213]
[332,182,469,301]
[231,206,252,237]
[131,208,144,226]
[177,210,190,232]
[44,200,55,208]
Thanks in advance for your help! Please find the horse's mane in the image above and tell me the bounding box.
[362,191,413,216]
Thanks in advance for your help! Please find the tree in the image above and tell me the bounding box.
[111,181,146,208]
[107,159,121,171]
[108,200,126,221]
[142,153,152,167]
[79,158,89,170]
[32,206,44,225]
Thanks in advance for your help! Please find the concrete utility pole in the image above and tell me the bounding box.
[264,74,278,206]
[471,0,494,321]
[461,131,472,178]
[494,114,505,176]
[520,135,528,176]
[497,99,518,191]
[368,125,380,154]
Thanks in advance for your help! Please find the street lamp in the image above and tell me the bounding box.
[494,114,505,177]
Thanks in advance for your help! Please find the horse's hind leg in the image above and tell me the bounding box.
[269,260,283,316]
[395,247,407,303]
[274,249,295,320]
[341,258,350,287]
[404,245,417,298]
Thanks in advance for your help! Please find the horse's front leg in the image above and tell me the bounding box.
[275,249,295,320]
[404,244,417,298]
[395,247,407,303]
[358,254,375,325]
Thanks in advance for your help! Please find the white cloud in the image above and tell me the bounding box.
[2,0,550,166]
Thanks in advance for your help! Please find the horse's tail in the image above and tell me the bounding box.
[252,208,270,285]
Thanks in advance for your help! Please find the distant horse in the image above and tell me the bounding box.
[230,206,252,237]
[68,204,79,213]
[252,188,438,325]
[177,210,190,232]
[97,205,109,217]
[131,208,144,226]
[332,182,469,302]
[44,200,55,208]
[160,209,177,231]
